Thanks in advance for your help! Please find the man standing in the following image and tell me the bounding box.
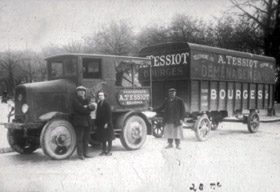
[96,90,115,156]
[154,88,185,149]
[72,86,95,160]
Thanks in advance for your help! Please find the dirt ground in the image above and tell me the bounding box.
[0,102,280,192]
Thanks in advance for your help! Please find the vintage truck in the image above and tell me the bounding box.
[138,42,275,141]
[1,54,152,160]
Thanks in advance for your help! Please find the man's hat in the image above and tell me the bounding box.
[76,86,87,92]
[168,88,176,92]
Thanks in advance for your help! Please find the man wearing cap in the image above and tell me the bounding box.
[154,88,185,149]
[72,86,95,160]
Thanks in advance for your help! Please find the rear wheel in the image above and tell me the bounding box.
[152,118,164,138]
[247,111,260,133]
[211,120,219,131]
[40,119,76,160]
[120,115,147,150]
[7,129,39,154]
[194,115,211,141]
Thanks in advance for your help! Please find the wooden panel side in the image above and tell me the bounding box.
[191,80,199,112]
[176,80,190,112]
[269,84,274,108]
[152,81,164,108]
[201,81,209,111]
[257,84,264,109]
[234,82,242,110]
[242,83,249,110]
[227,82,234,114]
[218,82,226,110]
[210,81,218,111]
[264,84,269,108]
[249,83,257,109]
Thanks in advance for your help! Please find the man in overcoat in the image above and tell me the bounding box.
[154,88,185,149]
[72,86,95,160]
[96,90,115,156]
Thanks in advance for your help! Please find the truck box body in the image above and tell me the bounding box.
[139,42,275,116]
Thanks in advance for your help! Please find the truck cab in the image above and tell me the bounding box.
[3,53,152,160]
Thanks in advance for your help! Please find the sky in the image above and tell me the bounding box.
[0,0,232,52]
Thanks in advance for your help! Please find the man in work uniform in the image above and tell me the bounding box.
[154,88,185,149]
[72,86,95,160]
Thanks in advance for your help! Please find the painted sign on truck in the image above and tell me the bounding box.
[139,42,275,141]
[139,42,275,115]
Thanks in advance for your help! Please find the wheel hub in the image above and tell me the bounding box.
[199,120,210,135]
[50,126,72,148]
[250,115,259,128]
[130,122,142,139]
[56,134,67,147]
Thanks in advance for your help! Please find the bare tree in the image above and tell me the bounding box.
[230,0,280,101]
[230,0,279,55]
[210,16,262,53]
[19,51,47,83]
[84,20,135,55]
[136,14,215,50]
[61,40,83,53]
[169,14,204,43]
[136,25,170,49]
[32,53,47,81]
[41,44,65,58]
[0,50,24,95]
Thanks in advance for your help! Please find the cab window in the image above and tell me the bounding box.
[50,62,63,77]
[49,58,76,78]
[115,61,142,87]
[83,58,101,79]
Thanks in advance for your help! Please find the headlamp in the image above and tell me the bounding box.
[22,104,29,113]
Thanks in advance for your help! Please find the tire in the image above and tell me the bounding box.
[40,119,76,160]
[211,120,219,131]
[152,118,164,138]
[194,115,211,141]
[247,111,260,133]
[7,129,39,154]
[120,115,147,150]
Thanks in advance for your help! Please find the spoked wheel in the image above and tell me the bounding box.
[247,111,260,133]
[194,115,211,141]
[7,129,39,154]
[40,119,76,160]
[120,115,147,150]
[211,119,219,131]
[152,118,164,138]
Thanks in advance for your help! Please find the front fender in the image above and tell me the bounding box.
[115,111,152,135]
[39,111,71,122]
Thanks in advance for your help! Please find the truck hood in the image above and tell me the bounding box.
[14,79,77,123]
[22,79,76,93]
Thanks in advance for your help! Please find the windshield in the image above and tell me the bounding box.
[115,59,151,87]
[49,58,77,79]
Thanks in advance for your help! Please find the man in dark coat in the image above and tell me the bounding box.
[154,88,185,149]
[96,90,115,156]
[72,86,95,160]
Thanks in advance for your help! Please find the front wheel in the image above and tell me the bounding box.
[194,115,211,141]
[40,119,76,160]
[247,111,260,133]
[7,129,39,154]
[120,115,147,150]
